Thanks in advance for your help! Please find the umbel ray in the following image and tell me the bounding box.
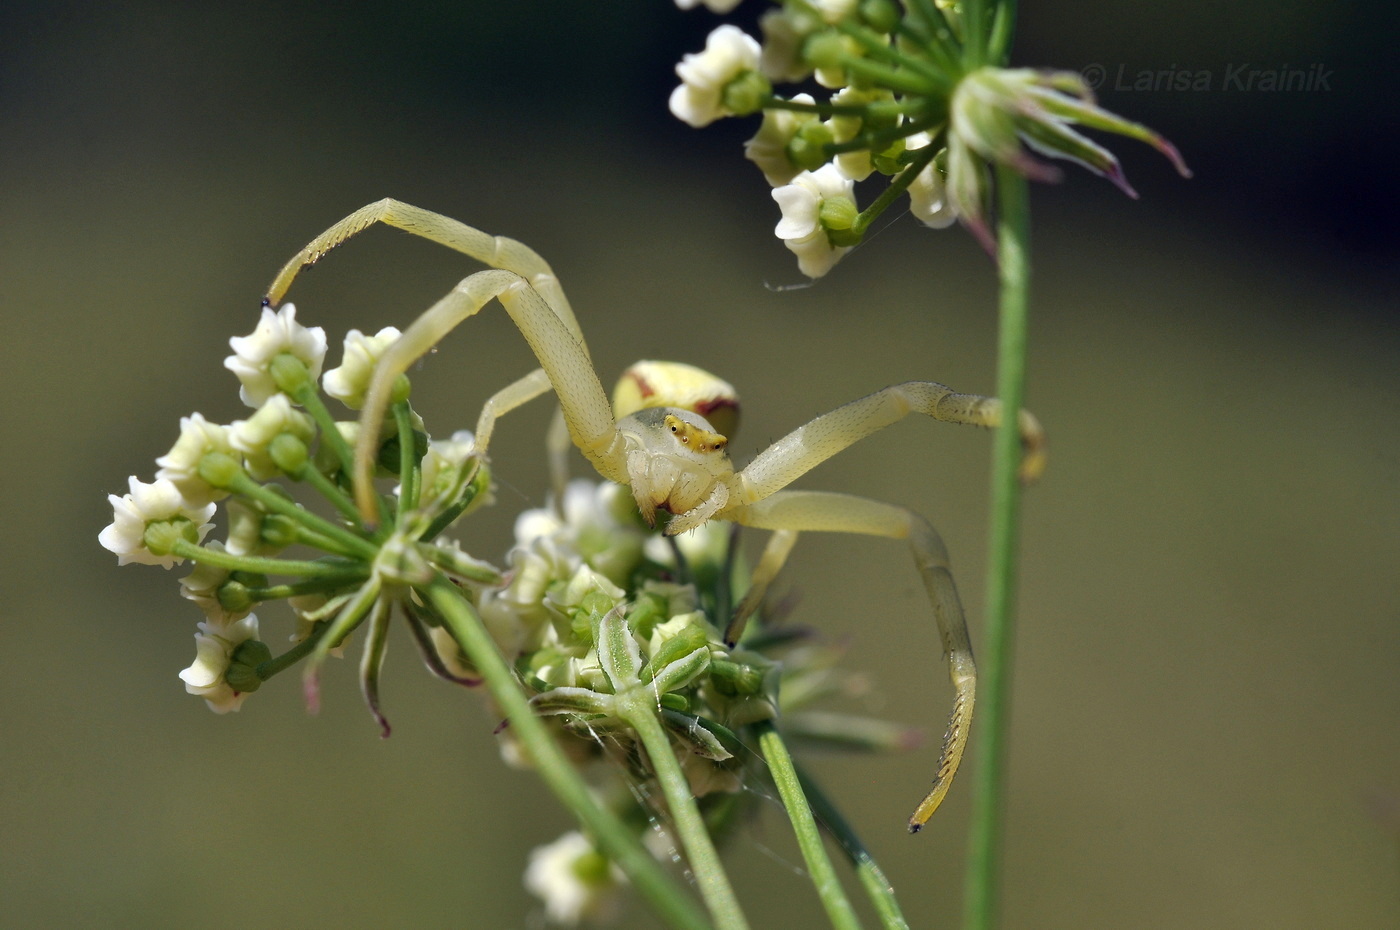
[264,198,1045,831]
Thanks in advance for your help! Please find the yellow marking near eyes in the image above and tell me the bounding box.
[663,414,728,454]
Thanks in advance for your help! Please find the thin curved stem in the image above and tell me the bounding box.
[755,723,862,930]
[963,165,1031,930]
[796,764,910,930]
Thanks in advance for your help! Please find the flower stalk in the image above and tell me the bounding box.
[964,165,1032,930]
[756,722,862,930]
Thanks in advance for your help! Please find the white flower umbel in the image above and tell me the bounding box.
[154,413,236,506]
[229,394,316,480]
[744,93,818,187]
[322,326,401,409]
[523,830,626,926]
[224,303,327,407]
[772,164,856,278]
[178,614,260,714]
[668,24,761,128]
[100,476,217,568]
[905,132,957,228]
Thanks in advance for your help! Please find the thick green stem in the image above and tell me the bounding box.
[618,691,751,930]
[423,578,712,930]
[755,724,862,930]
[963,166,1031,930]
[796,764,910,930]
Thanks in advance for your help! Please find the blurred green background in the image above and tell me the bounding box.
[2,1,1395,927]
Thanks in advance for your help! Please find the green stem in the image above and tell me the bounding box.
[255,620,329,680]
[895,19,960,80]
[987,0,1018,65]
[296,459,366,527]
[828,16,946,87]
[839,55,942,96]
[294,383,355,476]
[226,472,378,560]
[796,764,910,930]
[755,724,862,930]
[963,0,989,68]
[963,165,1031,930]
[169,539,364,579]
[851,142,939,237]
[394,402,420,518]
[618,691,751,930]
[423,578,712,930]
[243,575,367,602]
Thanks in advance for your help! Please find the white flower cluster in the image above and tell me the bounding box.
[103,304,389,715]
[669,8,959,278]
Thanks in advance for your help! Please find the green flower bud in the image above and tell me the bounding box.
[389,373,411,405]
[787,121,836,173]
[260,513,300,548]
[802,30,846,71]
[859,0,900,34]
[269,352,313,396]
[710,658,768,697]
[818,195,859,231]
[720,70,772,118]
[659,692,690,712]
[217,578,257,614]
[268,433,309,475]
[224,638,272,692]
[141,517,200,556]
[196,451,243,489]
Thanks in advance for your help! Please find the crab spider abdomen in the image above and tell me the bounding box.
[612,360,740,439]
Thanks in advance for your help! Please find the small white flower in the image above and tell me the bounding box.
[668,24,761,128]
[100,476,217,568]
[178,614,260,714]
[154,413,235,506]
[744,93,818,187]
[759,8,814,83]
[905,131,957,228]
[772,164,855,278]
[224,303,327,407]
[524,831,626,926]
[321,326,400,409]
[229,394,315,480]
[674,0,743,10]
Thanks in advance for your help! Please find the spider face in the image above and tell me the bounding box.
[618,406,734,531]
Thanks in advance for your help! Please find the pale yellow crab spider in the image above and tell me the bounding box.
[265,198,1046,832]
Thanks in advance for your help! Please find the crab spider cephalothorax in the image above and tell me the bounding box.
[264,198,1045,832]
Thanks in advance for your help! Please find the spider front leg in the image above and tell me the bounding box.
[728,490,974,832]
[264,198,585,348]
[352,268,627,521]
